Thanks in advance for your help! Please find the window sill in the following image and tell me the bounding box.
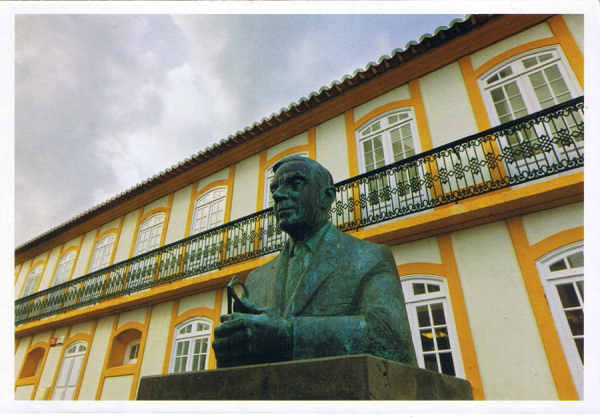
[15,375,37,387]
[105,363,137,377]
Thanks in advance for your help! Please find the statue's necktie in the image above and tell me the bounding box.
[285,243,309,310]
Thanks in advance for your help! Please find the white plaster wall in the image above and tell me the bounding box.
[267,132,309,161]
[521,202,583,246]
[138,301,173,378]
[112,211,139,264]
[15,385,34,400]
[451,221,557,399]
[77,315,113,400]
[178,290,216,316]
[118,307,148,329]
[98,217,122,235]
[71,230,96,279]
[100,374,133,400]
[391,237,442,266]
[562,14,583,52]
[315,114,349,183]
[196,167,229,192]
[143,195,170,214]
[230,154,260,220]
[164,184,193,244]
[32,330,52,346]
[354,85,410,122]
[420,62,479,147]
[70,320,94,338]
[471,22,553,70]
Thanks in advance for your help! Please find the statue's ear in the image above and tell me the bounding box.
[321,185,336,209]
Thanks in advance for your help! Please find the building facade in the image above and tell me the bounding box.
[14,14,584,400]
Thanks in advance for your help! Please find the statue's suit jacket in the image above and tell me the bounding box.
[245,222,416,365]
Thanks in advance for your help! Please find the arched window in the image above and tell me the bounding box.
[191,187,227,235]
[19,346,45,379]
[88,233,116,273]
[355,110,426,215]
[478,46,583,172]
[400,276,464,378]
[356,110,420,173]
[536,241,584,397]
[20,264,43,298]
[169,318,212,374]
[53,250,76,287]
[133,213,166,256]
[52,341,86,400]
[107,328,142,368]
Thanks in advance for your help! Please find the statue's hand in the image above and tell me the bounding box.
[212,313,292,367]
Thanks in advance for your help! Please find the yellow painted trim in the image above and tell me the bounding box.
[104,364,137,378]
[344,109,359,178]
[458,56,492,132]
[408,80,433,152]
[16,340,48,382]
[354,99,415,130]
[29,332,53,400]
[209,288,224,370]
[256,151,268,212]
[129,306,152,400]
[547,15,584,89]
[162,299,180,374]
[184,179,229,238]
[307,127,316,160]
[530,226,583,260]
[95,316,119,400]
[437,235,485,400]
[506,218,580,399]
[473,37,560,78]
[396,262,445,278]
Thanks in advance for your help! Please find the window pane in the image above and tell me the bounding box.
[416,305,430,327]
[576,281,583,301]
[539,53,553,62]
[431,303,446,325]
[522,57,538,68]
[439,352,456,376]
[490,87,505,102]
[194,339,201,354]
[420,330,434,352]
[575,338,583,363]
[567,251,583,268]
[423,353,438,372]
[487,74,499,84]
[565,309,583,336]
[427,284,440,293]
[413,283,425,295]
[556,283,580,308]
[549,259,567,271]
[435,327,450,350]
[499,66,513,78]
[192,355,199,371]
[528,71,545,88]
[504,81,520,97]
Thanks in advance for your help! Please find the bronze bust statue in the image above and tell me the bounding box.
[212,156,416,367]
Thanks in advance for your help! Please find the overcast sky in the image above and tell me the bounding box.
[15,13,468,247]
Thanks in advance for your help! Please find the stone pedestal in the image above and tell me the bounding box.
[137,354,473,400]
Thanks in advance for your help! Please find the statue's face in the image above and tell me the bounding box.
[270,161,321,236]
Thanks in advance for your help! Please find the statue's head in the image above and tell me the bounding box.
[270,156,335,241]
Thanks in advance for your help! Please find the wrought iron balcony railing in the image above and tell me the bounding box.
[15,96,584,325]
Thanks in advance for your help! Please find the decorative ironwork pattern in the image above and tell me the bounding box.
[15,97,584,325]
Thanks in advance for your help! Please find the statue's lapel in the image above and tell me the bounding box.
[289,224,340,316]
[273,244,291,316]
